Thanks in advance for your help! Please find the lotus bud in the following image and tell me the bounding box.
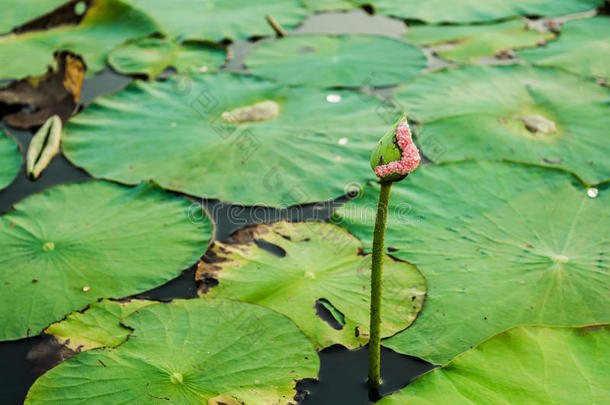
[370,114,420,183]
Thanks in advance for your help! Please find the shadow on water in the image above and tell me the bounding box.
[298,345,435,405]
[0,9,441,405]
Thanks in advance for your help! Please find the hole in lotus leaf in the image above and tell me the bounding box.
[254,239,287,258]
[315,298,346,330]
[220,100,279,123]
[199,222,426,349]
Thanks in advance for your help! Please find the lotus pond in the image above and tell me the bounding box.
[0,0,609,404]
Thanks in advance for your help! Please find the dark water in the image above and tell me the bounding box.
[0,9,442,404]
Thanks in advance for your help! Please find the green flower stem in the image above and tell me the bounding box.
[368,181,392,390]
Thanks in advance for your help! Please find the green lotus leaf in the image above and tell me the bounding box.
[405,19,553,64]
[45,299,156,352]
[302,0,357,12]
[245,34,426,87]
[201,221,426,349]
[108,37,226,78]
[379,325,610,404]
[121,0,308,42]
[354,0,603,23]
[0,0,68,33]
[519,16,610,81]
[0,130,21,190]
[25,298,319,404]
[393,65,610,185]
[0,0,160,79]
[0,180,212,341]
[62,72,398,207]
[333,161,610,364]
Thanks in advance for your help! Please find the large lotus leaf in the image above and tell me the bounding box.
[1,0,67,33]
[25,298,319,405]
[355,0,603,23]
[121,0,307,42]
[245,34,426,87]
[405,19,553,64]
[0,130,21,190]
[519,17,610,81]
[62,72,397,206]
[0,181,212,341]
[333,161,610,364]
[45,299,156,352]
[0,0,160,79]
[393,65,610,185]
[379,325,610,404]
[108,37,226,78]
[200,221,426,349]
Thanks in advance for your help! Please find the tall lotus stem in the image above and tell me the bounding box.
[368,114,420,391]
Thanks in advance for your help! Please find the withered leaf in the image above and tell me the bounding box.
[0,50,86,129]
[26,114,62,180]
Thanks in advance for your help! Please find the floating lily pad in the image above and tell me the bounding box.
[25,298,319,404]
[0,0,159,79]
[0,181,212,341]
[519,17,610,81]
[393,65,610,185]
[199,221,426,349]
[63,72,397,206]
[0,131,21,190]
[405,19,553,63]
[108,37,226,78]
[379,325,610,404]
[245,34,426,87]
[334,161,610,364]
[45,299,155,352]
[121,0,307,42]
[0,0,67,33]
[355,0,604,23]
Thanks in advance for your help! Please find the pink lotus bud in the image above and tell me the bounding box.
[370,114,420,183]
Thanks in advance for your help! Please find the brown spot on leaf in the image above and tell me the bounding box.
[207,395,244,405]
[221,100,279,124]
[197,224,275,293]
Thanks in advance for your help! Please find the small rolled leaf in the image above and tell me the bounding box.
[370,114,420,183]
[26,115,62,180]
